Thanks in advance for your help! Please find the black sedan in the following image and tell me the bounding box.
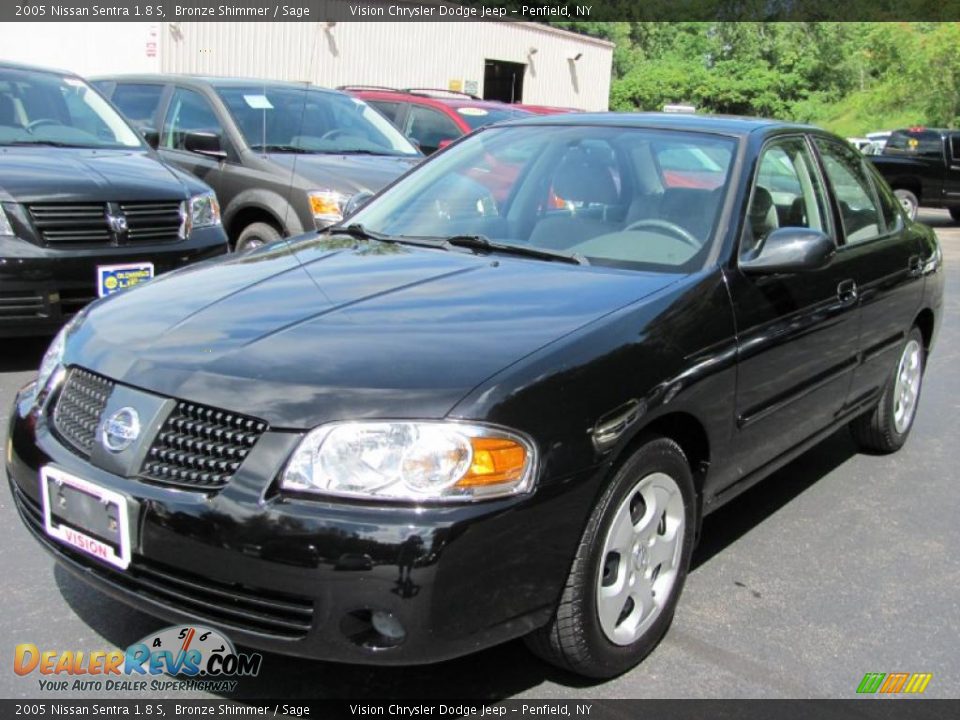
[5,114,944,678]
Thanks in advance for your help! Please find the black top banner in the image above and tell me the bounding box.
[6,0,960,22]
[2,700,959,720]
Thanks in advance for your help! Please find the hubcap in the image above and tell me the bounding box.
[893,339,922,434]
[895,191,917,219]
[597,472,685,646]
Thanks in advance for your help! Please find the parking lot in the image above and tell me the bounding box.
[1,208,957,701]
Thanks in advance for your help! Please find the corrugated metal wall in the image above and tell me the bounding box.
[0,22,162,76]
[160,22,612,111]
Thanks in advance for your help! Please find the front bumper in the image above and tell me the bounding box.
[6,385,600,665]
[0,228,227,337]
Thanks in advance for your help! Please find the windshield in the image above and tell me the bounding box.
[455,105,532,130]
[216,85,419,156]
[0,67,142,149]
[348,125,737,272]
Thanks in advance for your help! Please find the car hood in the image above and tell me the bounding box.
[69,236,678,429]
[266,152,420,194]
[0,148,191,203]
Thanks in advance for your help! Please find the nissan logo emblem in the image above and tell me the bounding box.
[101,407,141,453]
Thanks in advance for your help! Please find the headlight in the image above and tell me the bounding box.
[308,190,350,227]
[281,421,536,502]
[0,206,14,237]
[181,192,221,237]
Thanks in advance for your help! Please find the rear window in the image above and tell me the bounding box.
[884,130,944,159]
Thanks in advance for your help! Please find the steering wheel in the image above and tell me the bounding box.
[319,129,350,141]
[26,118,60,133]
[623,219,700,248]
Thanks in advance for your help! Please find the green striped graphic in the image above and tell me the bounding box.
[857,673,886,693]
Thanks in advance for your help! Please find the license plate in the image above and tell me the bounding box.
[40,466,131,570]
[97,262,154,298]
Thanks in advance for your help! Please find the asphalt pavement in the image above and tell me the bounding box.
[1,210,958,700]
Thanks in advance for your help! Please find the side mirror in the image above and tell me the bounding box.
[343,190,375,218]
[741,227,836,275]
[184,131,226,159]
[140,126,159,149]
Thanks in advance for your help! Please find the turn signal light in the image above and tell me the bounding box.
[457,437,528,487]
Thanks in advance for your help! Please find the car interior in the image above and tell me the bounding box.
[371,128,736,271]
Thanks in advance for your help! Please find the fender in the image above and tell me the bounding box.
[222,187,306,237]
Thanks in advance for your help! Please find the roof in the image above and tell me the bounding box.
[502,112,816,136]
[0,60,77,78]
[91,73,343,95]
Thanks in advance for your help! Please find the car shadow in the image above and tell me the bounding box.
[0,336,49,373]
[54,429,857,700]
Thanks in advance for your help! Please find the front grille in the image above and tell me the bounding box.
[28,201,184,247]
[121,201,183,244]
[12,486,314,638]
[140,402,268,490]
[28,203,111,246]
[0,290,47,320]
[52,368,115,456]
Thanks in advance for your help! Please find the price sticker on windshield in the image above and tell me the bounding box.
[243,95,274,110]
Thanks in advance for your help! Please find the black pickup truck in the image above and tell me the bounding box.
[869,127,960,221]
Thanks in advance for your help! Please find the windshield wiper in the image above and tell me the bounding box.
[249,144,312,154]
[335,149,411,157]
[322,223,443,249]
[443,235,589,266]
[2,140,95,148]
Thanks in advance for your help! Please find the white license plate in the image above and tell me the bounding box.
[96,262,154,298]
[40,466,131,570]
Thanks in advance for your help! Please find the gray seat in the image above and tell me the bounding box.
[529,153,620,250]
[742,187,779,256]
[0,95,20,127]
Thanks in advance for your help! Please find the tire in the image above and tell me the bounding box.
[850,327,925,454]
[235,222,281,253]
[525,437,696,678]
[949,207,960,223]
[894,189,919,221]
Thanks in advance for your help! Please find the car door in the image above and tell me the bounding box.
[158,86,228,198]
[726,135,862,476]
[812,137,926,409]
[941,132,960,203]
[403,104,463,155]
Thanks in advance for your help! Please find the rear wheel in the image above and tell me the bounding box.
[235,222,281,253]
[525,437,696,678]
[949,207,960,223]
[894,189,919,221]
[850,327,925,453]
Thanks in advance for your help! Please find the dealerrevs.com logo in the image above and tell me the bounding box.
[14,625,262,693]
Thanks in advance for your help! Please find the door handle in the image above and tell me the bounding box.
[908,255,923,277]
[837,279,858,304]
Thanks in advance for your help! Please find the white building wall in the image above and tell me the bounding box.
[159,22,612,111]
[0,21,612,111]
[0,23,161,76]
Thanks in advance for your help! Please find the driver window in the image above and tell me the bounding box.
[162,88,224,152]
[405,106,460,155]
[743,138,829,258]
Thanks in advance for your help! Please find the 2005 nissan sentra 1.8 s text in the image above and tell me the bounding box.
[5,114,944,678]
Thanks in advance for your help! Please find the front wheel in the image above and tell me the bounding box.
[850,327,925,453]
[525,437,696,678]
[894,189,919,221]
[235,221,281,254]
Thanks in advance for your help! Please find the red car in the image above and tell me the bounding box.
[341,87,533,154]
[514,103,582,116]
